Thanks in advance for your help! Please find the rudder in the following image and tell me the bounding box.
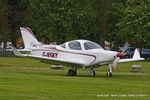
[20,27,41,48]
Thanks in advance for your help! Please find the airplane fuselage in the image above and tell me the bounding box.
[29,40,118,68]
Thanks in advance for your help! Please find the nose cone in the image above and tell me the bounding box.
[117,52,124,58]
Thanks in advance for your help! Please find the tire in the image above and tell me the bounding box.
[68,69,76,76]
[106,72,112,77]
[93,70,95,77]
[74,70,77,76]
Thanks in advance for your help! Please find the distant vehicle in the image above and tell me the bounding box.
[124,47,150,60]
[124,47,135,58]
[140,48,150,60]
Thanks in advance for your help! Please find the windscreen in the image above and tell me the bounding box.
[84,42,103,50]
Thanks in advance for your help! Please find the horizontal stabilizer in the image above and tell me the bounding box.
[9,44,26,57]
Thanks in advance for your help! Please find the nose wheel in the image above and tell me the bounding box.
[106,72,112,77]
[107,64,113,77]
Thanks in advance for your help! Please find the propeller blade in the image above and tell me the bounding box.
[121,42,129,53]
[112,57,120,68]
[112,42,129,68]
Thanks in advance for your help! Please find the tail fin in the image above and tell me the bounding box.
[20,27,41,49]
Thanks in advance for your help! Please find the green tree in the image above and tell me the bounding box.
[0,0,29,47]
[25,0,98,44]
[0,0,8,48]
[106,0,127,48]
[8,0,29,46]
[117,0,150,48]
[93,0,112,46]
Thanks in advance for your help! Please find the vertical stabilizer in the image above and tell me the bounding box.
[20,27,41,49]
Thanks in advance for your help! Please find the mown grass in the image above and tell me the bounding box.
[0,57,150,100]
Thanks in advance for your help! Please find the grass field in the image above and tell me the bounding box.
[0,57,150,100]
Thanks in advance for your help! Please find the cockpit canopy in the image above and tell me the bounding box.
[68,41,81,50]
[61,40,103,50]
[84,42,102,50]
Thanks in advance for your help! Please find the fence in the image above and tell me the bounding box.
[0,48,15,57]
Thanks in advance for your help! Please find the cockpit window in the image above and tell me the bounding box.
[68,41,81,50]
[84,42,103,50]
[61,43,66,48]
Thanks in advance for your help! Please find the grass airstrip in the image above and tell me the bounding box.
[0,57,150,100]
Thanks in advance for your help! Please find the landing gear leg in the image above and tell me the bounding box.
[88,68,95,77]
[68,66,77,76]
[106,64,112,77]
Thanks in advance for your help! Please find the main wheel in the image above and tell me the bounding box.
[93,70,95,77]
[106,72,112,77]
[68,69,76,76]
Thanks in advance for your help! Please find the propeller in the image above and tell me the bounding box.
[112,42,129,68]
[121,42,129,54]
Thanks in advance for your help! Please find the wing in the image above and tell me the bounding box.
[9,44,84,66]
[27,54,85,66]
[119,48,145,63]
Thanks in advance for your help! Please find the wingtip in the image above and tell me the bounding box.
[133,48,140,59]
[133,48,145,60]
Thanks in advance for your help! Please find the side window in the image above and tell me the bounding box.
[68,41,81,50]
[61,43,66,48]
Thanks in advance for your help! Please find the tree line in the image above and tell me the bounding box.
[0,0,150,49]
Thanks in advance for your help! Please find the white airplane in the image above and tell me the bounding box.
[9,27,145,77]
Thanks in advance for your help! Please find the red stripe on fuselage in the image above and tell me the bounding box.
[42,47,96,64]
